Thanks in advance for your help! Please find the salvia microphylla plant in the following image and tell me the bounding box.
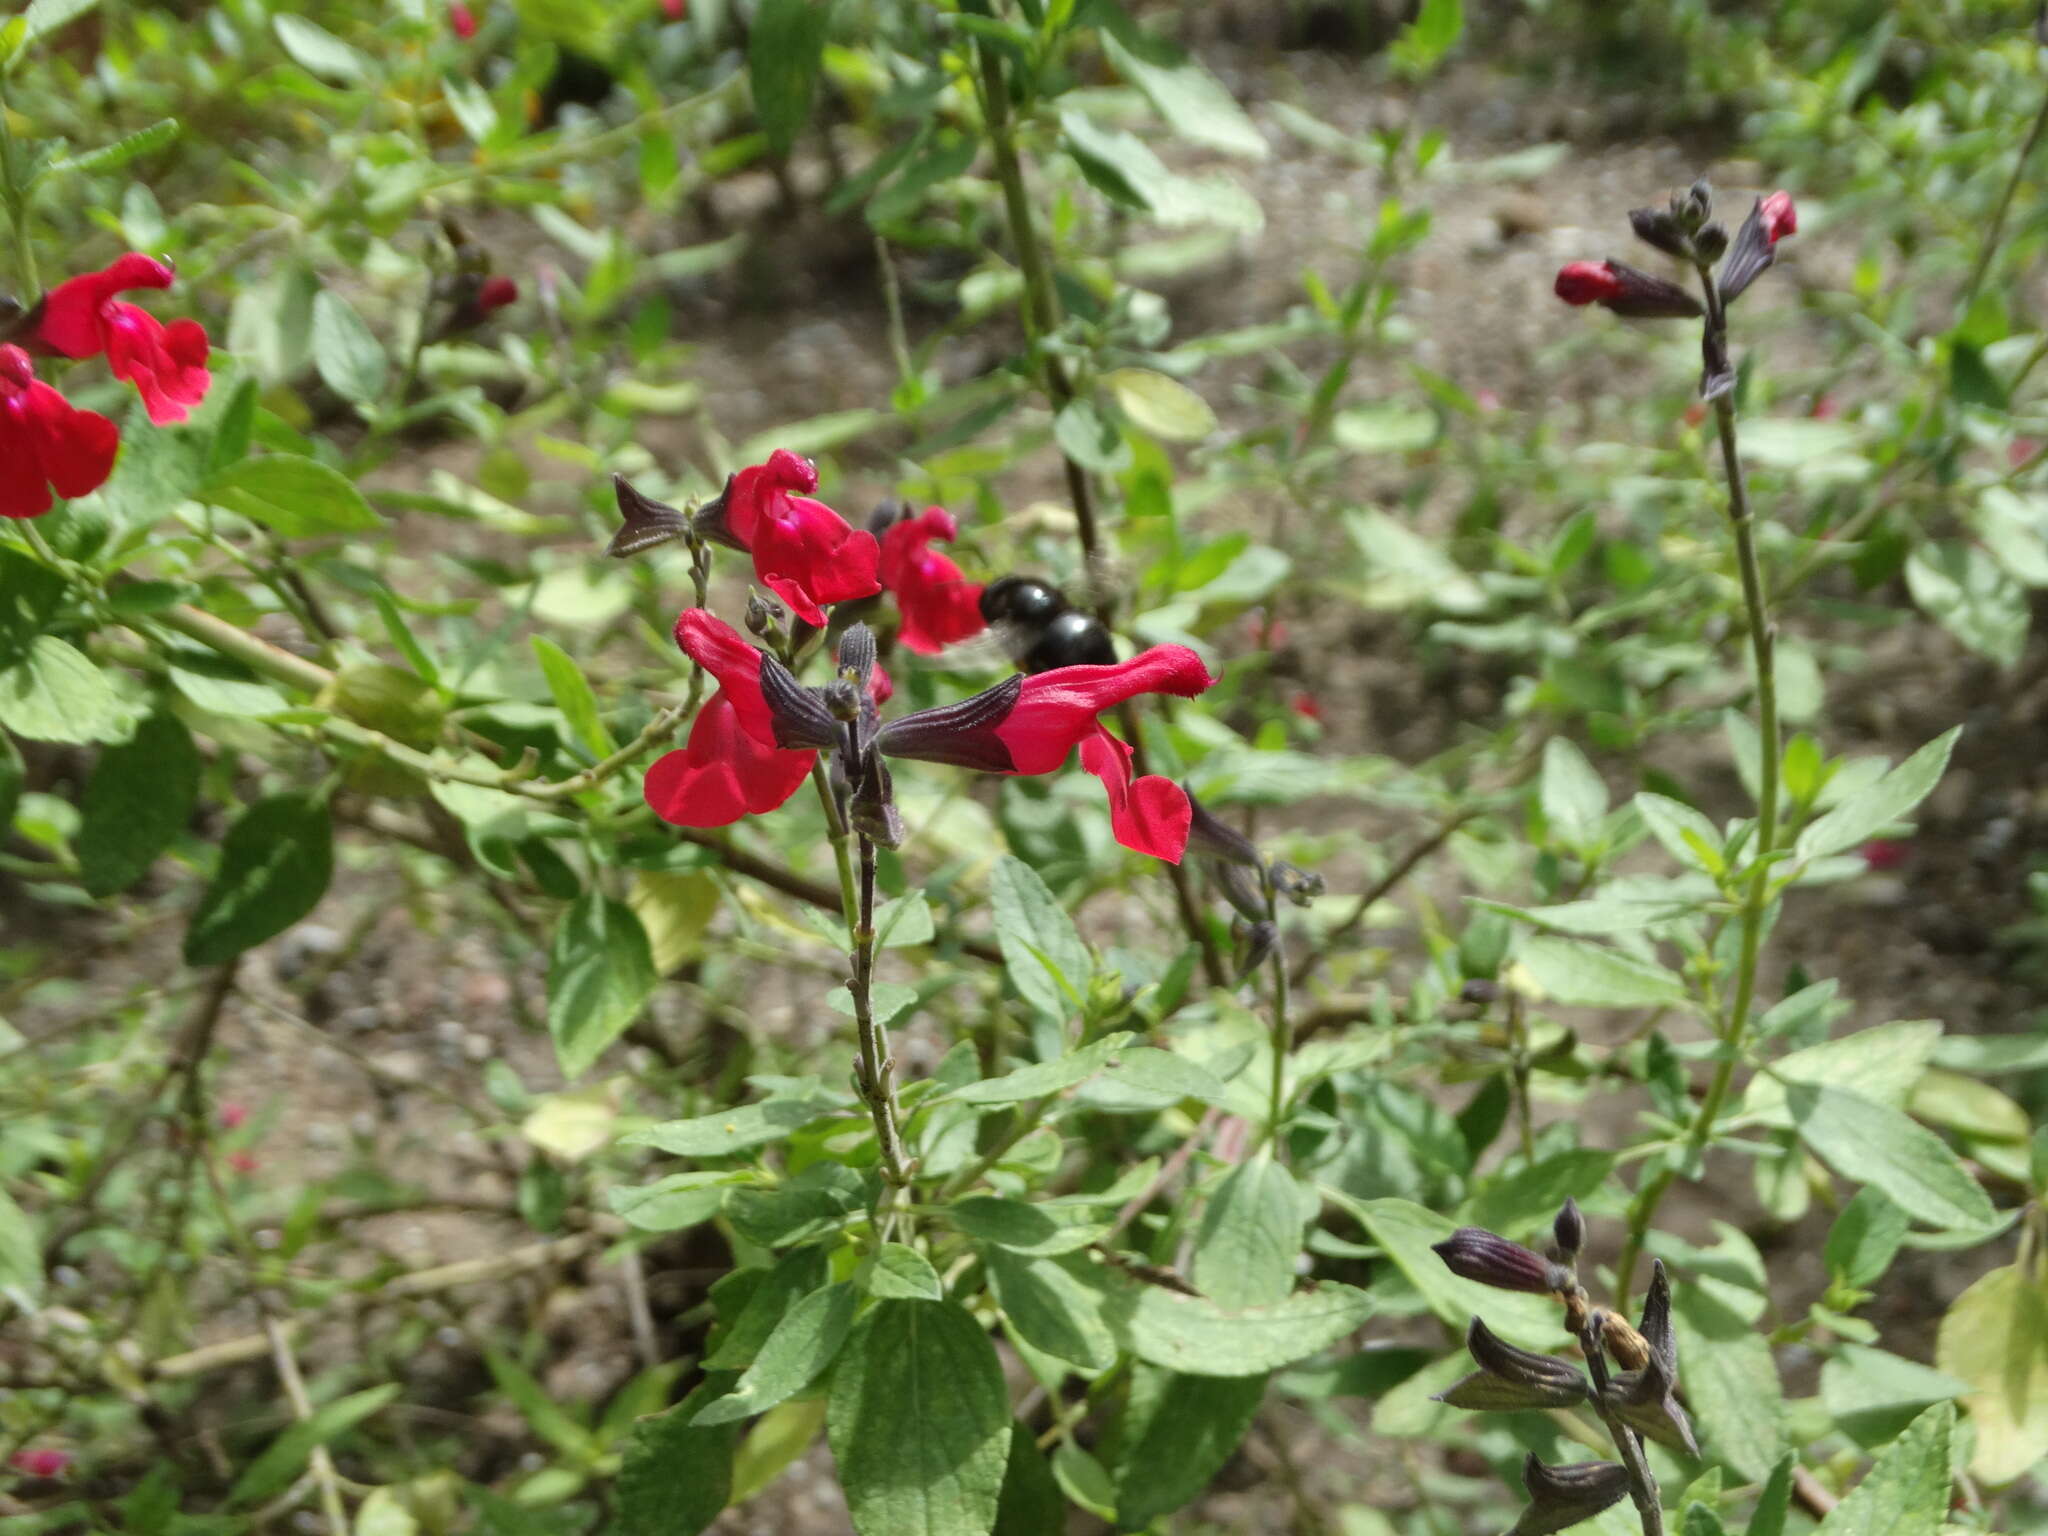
[1436,1204,1694,1536]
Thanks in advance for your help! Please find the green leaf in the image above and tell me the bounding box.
[1906,542,2026,666]
[827,1299,1011,1536]
[77,712,200,896]
[272,14,369,84]
[1796,729,1960,863]
[200,454,380,537]
[531,635,615,758]
[749,0,832,156]
[984,1248,1117,1370]
[1821,1344,1967,1448]
[19,0,100,51]
[1114,1279,1373,1376]
[1112,1367,1266,1528]
[0,546,66,667]
[546,892,659,1080]
[1936,1264,2048,1484]
[1741,1020,1942,1126]
[1635,792,1725,873]
[874,893,936,949]
[44,117,179,177]
[1053,397,1133,474]
[1811,1402,1954,1536]
[0,635,131,744]
[1517,935,1688,1008]
[1192,1154,1306,1309]
[695,1282,856,1426]
[988,855,1091,1018]
[228,1385,400,1505]
[183,795,334,966]
[866,1243,943,1300]
[483,1345,596,1459]
[311,290,389,407]
[1785,1084,1995,1231]
[0,732,22,834]
[1343,508,1483,612]
[1673,1284,1784,1480]
[1464,1149,1615,1239]
[0,1186,43,1306]
[624,1092,840,1158]
[607,1173,734,1232]
[944,1031,1135,1107]
[1098,30,1265,159]
[947,1197,1106,1256]
[1390,0,1463,75]
[1059,108,1263,232]
[1102,367,1218,442]
[1332,402,1439,455]
[1824,1188,1909,1289]
[1539,737,1608,847]
[1747,1455,1794,1536]
[1075,1046,1232,1112]
[993,1422,1063,1536]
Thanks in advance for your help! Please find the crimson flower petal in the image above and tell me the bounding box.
[0,345,119,519]
[673,609,778,745]
[1554,261,1621,306]
[993,645,1215,775]
[644,689,816,828]
[719,450,881,626]
[1078,728,1193,862]
[879,507,986,654]
[105,306,212,424]
[1760,190,1797,244]
[33,253,177,359]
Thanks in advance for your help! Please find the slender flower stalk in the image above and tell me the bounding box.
[1613,220,1783,1307]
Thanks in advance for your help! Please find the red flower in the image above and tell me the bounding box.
[644,610,840,828]
[647,610,1217,860]
[477,276,517,313]
[660,0,687,17]
[8,1448,70,1478]
[711,451,882,627]
[34,254,212,425]
[218,1101,249,1129]
[1555,261,1622,307]
[1289,692,1323,722]
[1810,393,1839,421]
[1759,191,1796,244]
[0,345,120,520]
[878,508,985,655]
[1553,259,1702,319]
[450,0,479,38]
[1860,839,1909,873]
[227,1151,259,1174]
[879,645,1216,862]
[2013,438,2040,470]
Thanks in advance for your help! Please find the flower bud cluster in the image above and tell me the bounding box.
[1431,1203,1701,1532]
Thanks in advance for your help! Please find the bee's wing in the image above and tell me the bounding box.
[932,626,1023,673]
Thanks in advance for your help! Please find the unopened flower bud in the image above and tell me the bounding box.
[1626,206,1689,259]
[1693,221,1728,262]
[1271,862,1324,907]
[837,623,878,690]
[1555,260,1704,320]
[745,591,786,641]
[1720,191,1799,303]
[822,679,862,723]
[1551,1197,1585,1261]
[1237,918,1280,979]
[1676,177,1713,231]
[1432,1227,1570,1294]
[1509,1456,1629,1536]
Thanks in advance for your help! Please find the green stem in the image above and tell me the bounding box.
[1960,84,2048,316]
[812,760,860,930]
[970,27,1102,579]
[1264,899,1293,1147]
[847,831,911,1186]
[0,70,37,296]
[1617,266,1780,1307]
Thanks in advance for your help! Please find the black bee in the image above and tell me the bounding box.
[978,576,1117,674]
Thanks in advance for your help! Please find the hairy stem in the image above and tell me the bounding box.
[847,831,911,1186]
[1615,267,1779,1306]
